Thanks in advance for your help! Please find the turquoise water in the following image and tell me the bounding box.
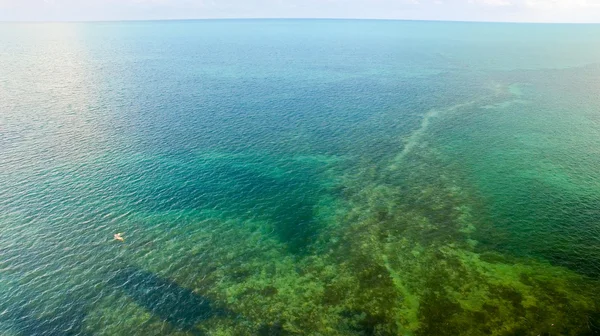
[1,20,600,335]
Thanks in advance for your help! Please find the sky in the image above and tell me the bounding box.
[1,0,600,23]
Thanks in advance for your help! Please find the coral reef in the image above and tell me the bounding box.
[83,135,600,335]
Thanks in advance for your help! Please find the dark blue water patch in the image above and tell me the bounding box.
[0,293,88,336]
[113,69,486,162]
[112,154,331,253]
[109,267,227,332]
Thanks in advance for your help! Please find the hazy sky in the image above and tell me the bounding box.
[1,0,600,23]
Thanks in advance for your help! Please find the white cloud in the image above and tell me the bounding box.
[524,0,600,9]
[469,0,512,6]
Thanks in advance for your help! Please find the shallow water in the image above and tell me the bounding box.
[1,20,600,335]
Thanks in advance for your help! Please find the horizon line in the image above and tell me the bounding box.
[2,17,600,25]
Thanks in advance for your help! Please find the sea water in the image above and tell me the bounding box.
[1,20,599,335]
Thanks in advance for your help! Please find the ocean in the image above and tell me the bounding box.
[1,19,599,335]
